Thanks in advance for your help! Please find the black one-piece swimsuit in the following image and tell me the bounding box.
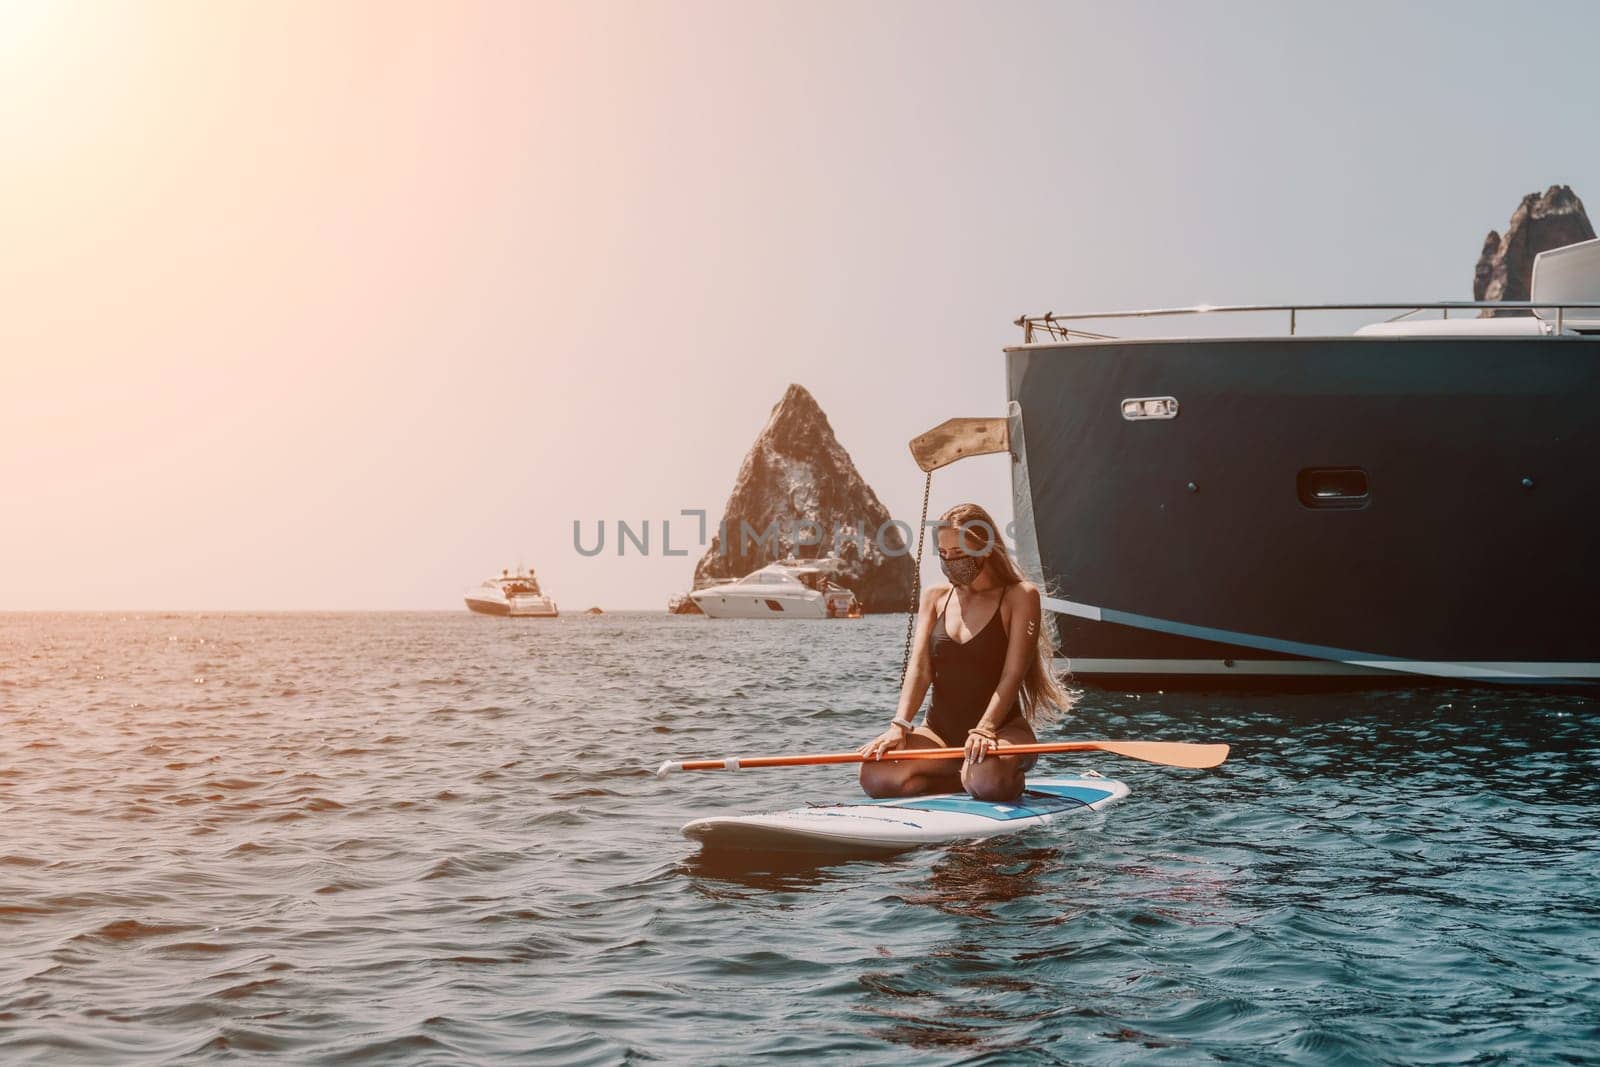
[926,588,1020,745]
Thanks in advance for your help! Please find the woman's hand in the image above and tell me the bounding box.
[858,726,910,761]
[965,726,999,763]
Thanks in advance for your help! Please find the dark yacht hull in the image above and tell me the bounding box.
[1006,336,1600,689]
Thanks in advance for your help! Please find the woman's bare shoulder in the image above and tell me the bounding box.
[1004,580,1040,606]
[921,583,953,611]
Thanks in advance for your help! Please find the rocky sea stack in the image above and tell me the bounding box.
[1474,185,1595,316]
[689,384,915,613]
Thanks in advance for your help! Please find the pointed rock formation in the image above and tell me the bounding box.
[690,384,915,613]
[1474,185,1595,316]
[666,593,702,615]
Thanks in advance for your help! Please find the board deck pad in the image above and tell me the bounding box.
[682,776,1129,855]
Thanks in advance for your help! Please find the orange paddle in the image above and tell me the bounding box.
[656,739,1228,777]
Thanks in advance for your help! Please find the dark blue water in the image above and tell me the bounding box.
[2,613,1596,1064]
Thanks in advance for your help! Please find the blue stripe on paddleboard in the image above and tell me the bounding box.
[860,784,1114,822]
[816,812,926,829]
[1028,783,1117,806]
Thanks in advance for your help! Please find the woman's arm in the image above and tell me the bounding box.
[859,584,947,759]
[965,582,1041,760]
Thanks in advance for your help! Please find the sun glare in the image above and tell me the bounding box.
[0,0,59,67]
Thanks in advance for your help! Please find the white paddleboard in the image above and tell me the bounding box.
[682,776,1128,855]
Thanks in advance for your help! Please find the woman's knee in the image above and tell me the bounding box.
[963,762,1025,802]
[860,763,907,798]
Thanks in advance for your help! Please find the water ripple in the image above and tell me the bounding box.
[0,612,1596,1063]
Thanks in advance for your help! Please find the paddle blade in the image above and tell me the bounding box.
[1090,740,1229,769]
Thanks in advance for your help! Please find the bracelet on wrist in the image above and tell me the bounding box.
[968,725,998,741]
[891,716,915,734]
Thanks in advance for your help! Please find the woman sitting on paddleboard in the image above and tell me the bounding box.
[858,502,1070,802]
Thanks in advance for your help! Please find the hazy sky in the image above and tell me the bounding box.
[5,0,1599,610]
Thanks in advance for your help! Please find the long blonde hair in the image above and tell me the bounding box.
[938,503,1072,728]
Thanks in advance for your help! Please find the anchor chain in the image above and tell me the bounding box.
[896,470,933,691]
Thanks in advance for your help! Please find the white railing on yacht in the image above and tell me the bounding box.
[1015,301,1600,343]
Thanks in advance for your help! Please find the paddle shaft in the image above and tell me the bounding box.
[657,739,1228,776]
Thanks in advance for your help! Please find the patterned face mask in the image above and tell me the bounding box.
[939,554,985,587]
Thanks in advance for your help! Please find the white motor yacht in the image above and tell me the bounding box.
[465,567,559,618]
[689,560,860,619]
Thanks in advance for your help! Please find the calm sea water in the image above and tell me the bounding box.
[1,612,1596,1065]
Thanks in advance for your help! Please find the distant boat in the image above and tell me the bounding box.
[465,567,559,618]
[690,560,860,620]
